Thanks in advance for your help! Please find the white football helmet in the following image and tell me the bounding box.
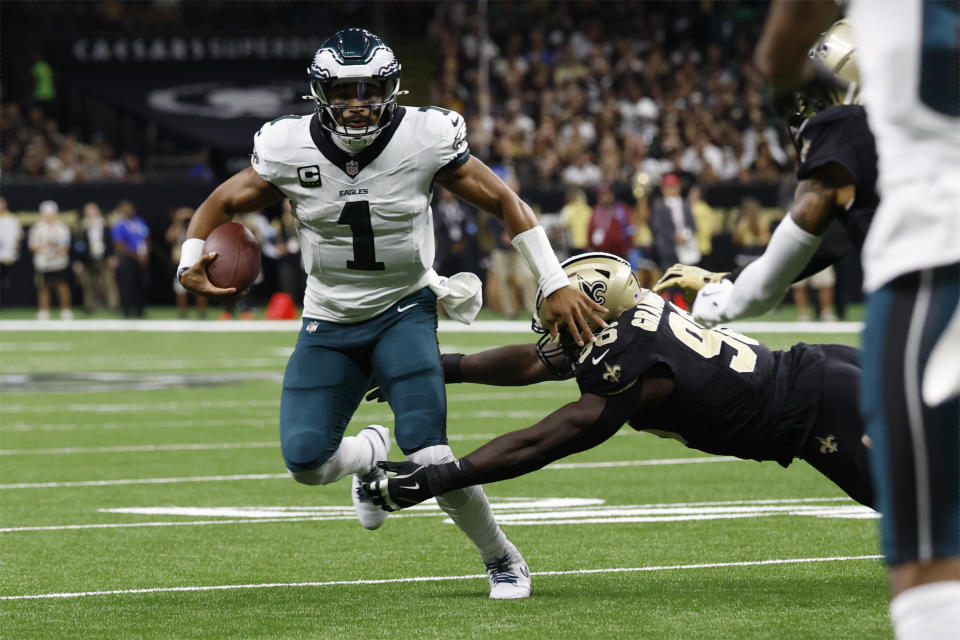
[532,252,641,377]
[307,28,403,152]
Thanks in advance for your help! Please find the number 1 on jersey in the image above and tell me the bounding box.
[338,201,385,271]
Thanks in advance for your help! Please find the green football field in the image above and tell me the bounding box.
[0,322,891,639]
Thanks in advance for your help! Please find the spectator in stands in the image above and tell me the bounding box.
[486,215,536,320]
[561,152,603,189]
[559,187,592,253]
[792,267,838,323]
[0,197,24,308]
[111,199,150,318]
[731,197,771,269]
[587,183,634,260]
[687,184,716,263]
[28,200,72,320]
[629,192,660,290]
[434,187,477,277]
[165,206,206,319]
[72,202,119,314]
[30,51,55,113]
[650,173,699,270]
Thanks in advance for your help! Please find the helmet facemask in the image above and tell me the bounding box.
[310,77,398,151]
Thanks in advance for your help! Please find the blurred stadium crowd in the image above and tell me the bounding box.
[1,1,853,319]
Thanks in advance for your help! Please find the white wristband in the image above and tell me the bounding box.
[177,238,205,274]
[511,226,568,297]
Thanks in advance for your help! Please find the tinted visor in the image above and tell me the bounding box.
[324,79,387,105]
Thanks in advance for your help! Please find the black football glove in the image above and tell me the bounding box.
[361,460,435,511]
[362,458,476,512]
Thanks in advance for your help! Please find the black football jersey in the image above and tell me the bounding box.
[796,104,878,251]
[574,291,826,466]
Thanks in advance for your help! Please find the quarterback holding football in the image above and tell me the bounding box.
[176,28,607,599]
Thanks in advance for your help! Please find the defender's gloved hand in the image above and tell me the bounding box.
[652,264,729,305]
[361,461,435,512]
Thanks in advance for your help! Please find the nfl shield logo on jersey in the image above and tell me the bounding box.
[346,160,359,177]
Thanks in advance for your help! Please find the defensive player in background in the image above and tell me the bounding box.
[176,28,606,599]
[756,2,960,638]
[363,253,875,516]
[653,19,878,328]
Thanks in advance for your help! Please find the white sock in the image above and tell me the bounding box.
[890,580,960,640]
[408,445,509,562]
[289,435,373,486]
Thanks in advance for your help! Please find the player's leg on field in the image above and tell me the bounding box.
[860,266,960,605]
[372,290,529,597]
[280,321,375,485]
[799,344,874,508]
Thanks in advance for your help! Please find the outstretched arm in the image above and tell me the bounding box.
[458,344,566,386]
[365,345,563,403]
[691,163,855,326]
[436,156,607,346]
[363,388,642,511]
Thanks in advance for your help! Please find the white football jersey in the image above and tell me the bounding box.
[251,106,469,322]
[848,0,960,291]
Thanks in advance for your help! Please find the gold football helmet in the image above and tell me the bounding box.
[533,252,641,376]
[795,19,861,121]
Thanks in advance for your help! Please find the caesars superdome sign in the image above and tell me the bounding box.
[69,36,322,151]
[71,35,324,63]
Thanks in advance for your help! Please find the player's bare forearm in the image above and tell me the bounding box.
[460,344,555,386]
[187,168,282,239]
[364,393,636,511]
[462,394,617,484]
[436,156,538,236]
[790,164,855,235]
[755,0,839,87]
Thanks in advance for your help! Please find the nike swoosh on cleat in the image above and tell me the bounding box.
[397,303,418,313]
[591,349,610,365]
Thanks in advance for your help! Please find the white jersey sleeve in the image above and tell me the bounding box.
[417,106,471,174]
[250,115,312,192]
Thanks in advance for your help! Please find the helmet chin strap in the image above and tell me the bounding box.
[329,129,381,153]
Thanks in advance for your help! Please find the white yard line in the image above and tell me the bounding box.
[0,456,739,489]
[0,319,862,334]
[0,390,569,415]
[0,555,882,601]
[0,496,865,534]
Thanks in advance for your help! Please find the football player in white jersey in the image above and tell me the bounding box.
[751,3,960,638]
[176,28,607,600]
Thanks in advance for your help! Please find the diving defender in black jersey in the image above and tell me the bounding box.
[363,253,874,512]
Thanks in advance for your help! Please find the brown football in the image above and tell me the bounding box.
[203,222,261,291]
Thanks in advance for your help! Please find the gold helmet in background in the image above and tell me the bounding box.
[533,252,641,377]
[795,19,861,121]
